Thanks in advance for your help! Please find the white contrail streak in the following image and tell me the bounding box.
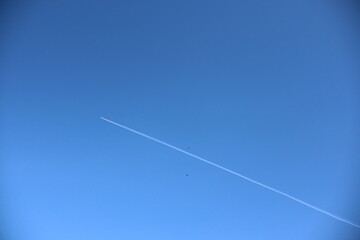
[100,116,360,229]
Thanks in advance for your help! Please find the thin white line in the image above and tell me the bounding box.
[100,116,360,229]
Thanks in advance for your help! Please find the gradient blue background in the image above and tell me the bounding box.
[1,0,360,239]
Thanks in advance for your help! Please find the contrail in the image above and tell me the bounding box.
[100,116,360,229]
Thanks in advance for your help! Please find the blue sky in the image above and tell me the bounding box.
[1,0,360,239]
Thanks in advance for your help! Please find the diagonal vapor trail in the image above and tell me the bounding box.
[100,116,360,229]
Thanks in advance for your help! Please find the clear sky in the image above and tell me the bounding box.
[1,0,360,239]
